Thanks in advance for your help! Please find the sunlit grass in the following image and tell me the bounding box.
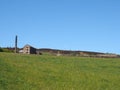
[0,52,120,90]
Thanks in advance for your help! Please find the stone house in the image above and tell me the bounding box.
[23,44,36,54]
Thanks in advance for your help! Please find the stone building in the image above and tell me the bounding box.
[23,44,36,54]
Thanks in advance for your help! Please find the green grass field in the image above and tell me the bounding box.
[0,52,120,90]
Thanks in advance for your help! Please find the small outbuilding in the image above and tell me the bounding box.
[23,44,36,54]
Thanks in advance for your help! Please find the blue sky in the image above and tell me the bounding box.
[0,0,120,54]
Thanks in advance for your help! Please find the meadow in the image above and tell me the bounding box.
[0,52,120,90]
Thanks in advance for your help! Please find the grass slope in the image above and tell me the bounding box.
[0,52,120,90]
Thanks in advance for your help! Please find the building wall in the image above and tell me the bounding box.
[30,47,36,54]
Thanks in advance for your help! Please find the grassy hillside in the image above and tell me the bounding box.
[0,52,120,90]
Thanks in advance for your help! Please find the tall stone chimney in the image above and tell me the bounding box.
[15,35,18,53]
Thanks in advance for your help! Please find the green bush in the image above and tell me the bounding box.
[0,48,3,52]
[2,48,13,53]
